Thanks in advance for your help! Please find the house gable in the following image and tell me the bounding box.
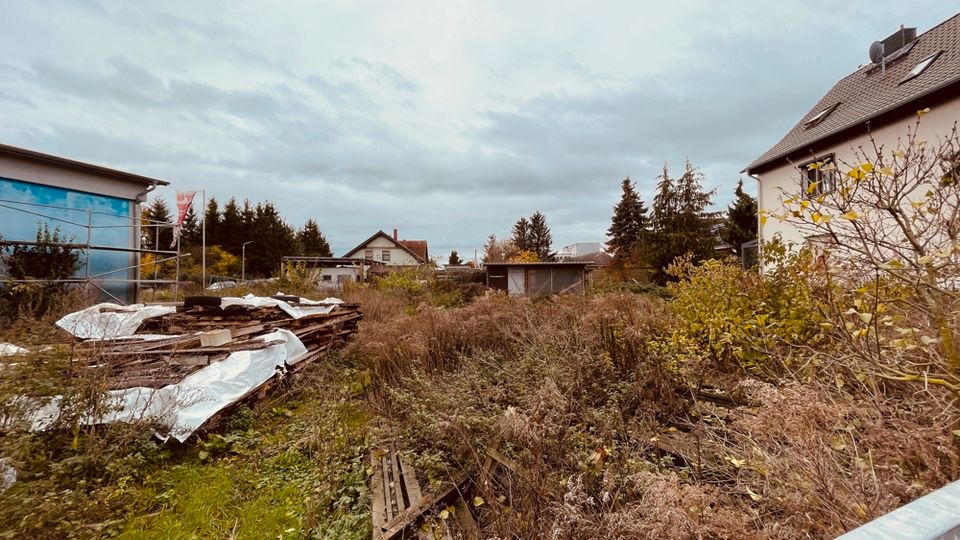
[342,230,427,265]
[745,14,960,175]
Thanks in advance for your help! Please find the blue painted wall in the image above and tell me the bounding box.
[0,176,136,302]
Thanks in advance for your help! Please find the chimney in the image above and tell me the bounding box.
[393,228,398,240]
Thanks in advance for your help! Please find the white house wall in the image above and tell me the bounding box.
[756,100,960,248]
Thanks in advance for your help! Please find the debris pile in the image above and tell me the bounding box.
[28,294,363,441]
[74,298,362,390]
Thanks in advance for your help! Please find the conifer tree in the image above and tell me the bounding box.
[720,179,758,257]
[246,202,299,277]
[204,197,221,248]
[219,197,244,253]
[511,217,532,252]
[298,219,332,257]
[448,250,463,265]
[528,211,554,261]
[143,196,174,251]
[606,177,649,262]
[180,205,201,247]
[648,161,718,282]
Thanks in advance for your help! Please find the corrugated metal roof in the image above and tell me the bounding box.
[746,13,960,173]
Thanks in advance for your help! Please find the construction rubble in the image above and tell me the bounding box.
[27,294,361,442]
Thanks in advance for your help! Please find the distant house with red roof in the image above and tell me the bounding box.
[342,228,429,266]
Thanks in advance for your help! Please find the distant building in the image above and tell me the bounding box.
[0,143,169,303]
[556,242,604,260]
[281,256,384,288]
[565,250,614,267]
[342,229,428,266]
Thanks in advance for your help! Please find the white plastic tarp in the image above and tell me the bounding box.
[55,303,176,340]
[0,343,29,356]
[28,329,308,442]
[220,293,341,319]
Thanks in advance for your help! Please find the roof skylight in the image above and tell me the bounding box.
[803,102,840,129]
[900,51,943,84]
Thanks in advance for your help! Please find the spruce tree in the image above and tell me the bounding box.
[511,217,532,252]
[219,197,244,254]
[448,250,463,265]
[298,219,332,257]
[606,177,648,262]
[180,205,201,247]
[528,211,553,261]
[204,197,221,248]
[246,202,299,277]
[144,196,174,251]
[720,179,758,257]
[648,161,717,282]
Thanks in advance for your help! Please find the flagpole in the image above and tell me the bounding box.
[201,189,206,289]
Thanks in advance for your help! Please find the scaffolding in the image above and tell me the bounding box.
[0,196,189,305]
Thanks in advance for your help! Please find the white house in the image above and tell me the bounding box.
[744,16,960,249]
[556,242,604,260]
[342,229,428,266]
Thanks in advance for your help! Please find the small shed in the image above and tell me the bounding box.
[485,262,590,296]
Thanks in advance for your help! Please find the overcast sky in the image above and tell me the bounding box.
[2,1,956,260]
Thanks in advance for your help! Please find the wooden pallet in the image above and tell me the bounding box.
[371,447,478,540]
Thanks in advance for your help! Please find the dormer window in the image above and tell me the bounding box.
[803,103,840,129]
[900,50,943,84]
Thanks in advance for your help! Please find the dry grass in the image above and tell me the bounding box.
[349,289,960,539]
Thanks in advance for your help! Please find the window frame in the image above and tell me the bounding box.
[899,50,943,85]
[799,154,838,199]
[381,250,391,262]
[803,102,840,129]
[364,249,373,260]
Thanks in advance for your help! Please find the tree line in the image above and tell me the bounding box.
[482,210,555,263]
[606,160,757,283]
[142,196,332,279]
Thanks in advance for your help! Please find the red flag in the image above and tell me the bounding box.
[171,191,198,247]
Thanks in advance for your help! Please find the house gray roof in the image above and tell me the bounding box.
[745,13,960,174]
[0,143,169,186]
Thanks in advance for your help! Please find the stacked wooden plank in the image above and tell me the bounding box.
[73,301,362,390]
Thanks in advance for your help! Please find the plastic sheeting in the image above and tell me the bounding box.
[28,329,308,442]
[220,293,340,319]
[55,303,176,340]
[0,458,14,494]
[32,295,348,441]
[0,343,29,356]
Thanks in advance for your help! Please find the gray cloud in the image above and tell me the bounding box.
[1,0,956,257]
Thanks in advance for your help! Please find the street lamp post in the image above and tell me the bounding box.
[241,241,254,283]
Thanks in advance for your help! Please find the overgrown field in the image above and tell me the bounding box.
[350,256,959,538]
[1,255,958,538]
